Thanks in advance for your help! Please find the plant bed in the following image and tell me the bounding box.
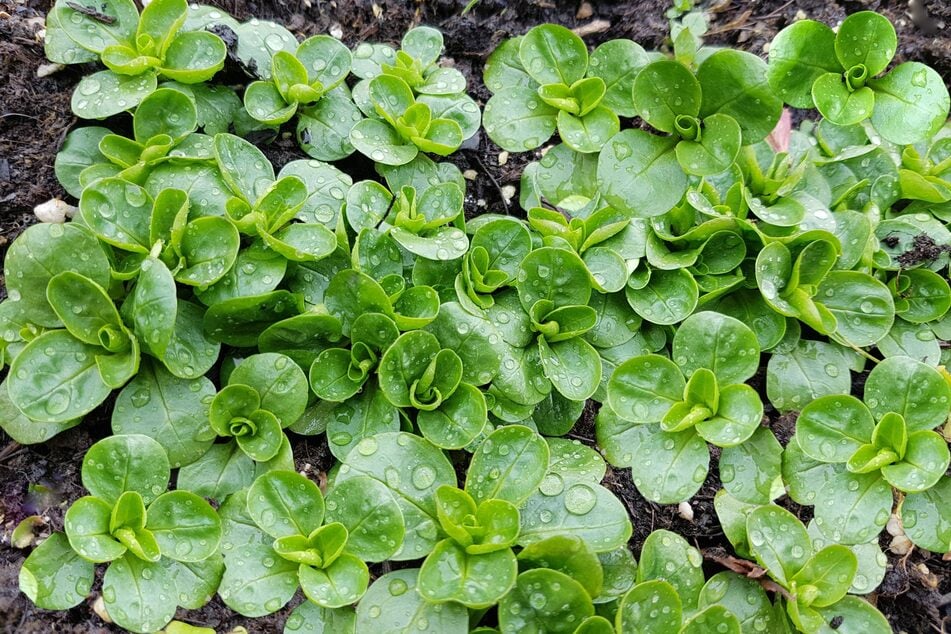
[0,0,949,633]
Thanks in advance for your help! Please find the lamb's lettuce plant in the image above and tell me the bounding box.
[787,356,951,545]
[244,36,352,125]
[219,470,403,615]
[350,75,476,165]
[515,246,602,401]
[346,179,469,260]
[602,312,768,503]
[20,435,222,633]
[484,25,651,153]
[48,0,226,118]
[742,505,890,633]
[768,11,950,144]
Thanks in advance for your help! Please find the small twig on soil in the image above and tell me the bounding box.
[0,441,24,464]
[65,1,116,24]
[471,152,510,214]
[572,19,611,38]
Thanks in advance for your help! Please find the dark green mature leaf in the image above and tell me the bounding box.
[112,361,215,468]
[466,425,548,506]
[82,434,170,505]
[598,130,684,218]
[499,569,594,634]
[697,49,782,143]
[356,569,468,633]
[336,432,455,560]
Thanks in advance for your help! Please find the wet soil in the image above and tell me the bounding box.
[1,0,950,632]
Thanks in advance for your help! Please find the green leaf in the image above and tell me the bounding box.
[102,554,176,632]
[356,569,468,633]
[699,572,777,633]
[134,88,196,142]
[864,356,950,432]
[324,269,393,336]
[516,535,604,598]
[766,340,852,412]
[159,30,226,83]
[519,24,587,86]
[766,20,838,108]
[4,223,111,328]
[378,330,459,408]
[500,569,594,634]
[817,271,895,346]
[517,247,592,311]
[637,529,705,607]
[321,383,401,458]
[538,336,601,401]
[219,542,299,616]
[484,36,533,92]
[163,556,224,609]
[557,107,619,154]
[676,113,742,176]
[483,87,557,152]
[7,330,111,422]
[417,382,488,450]
[146,490,220,562]
[797,395,875,463]
[813,471,891,544]
[697,49,782,144]
[598,130,684,218]
[812,73,875,126]
[47,272,122,346]
[608,355,685,423]
[588,39,648,118]
[214,133,275,204]
[54,126,111,198]
[19,532,95,610]
[616,579,682,634]
[176,216,240,286]
[71,70,157,119]
[747,505,811,585]
[834,11,896,75]
[790,544,857,608]
[325,475,404,562]
[337,432,455,560]
[632,60,701,132]
[672,311,759,385]
[901,476,951,552]
[545,438,606,484]
[248,470,324,539]
[81,434,170,505]
[299,553,369,608]
[176,441,253,502]
[719,427,783,504]
[64,496,126,562]
[0,378,80,444]
[80,177,152,252]
[418,540,517,608]
[881,430,949,492]
[681,606,741,634]
[870,62,950,145]
[284,601,355,634]
[466,425,548,506]
[518,479,632,552]
[350,118,418,165]
[626,268,698,326]
[133,257,177,356]
[695,383,763,448]
[204,291,304,347]
[815,596,891,634]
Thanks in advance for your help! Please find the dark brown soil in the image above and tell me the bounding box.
[1,0,949,632]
